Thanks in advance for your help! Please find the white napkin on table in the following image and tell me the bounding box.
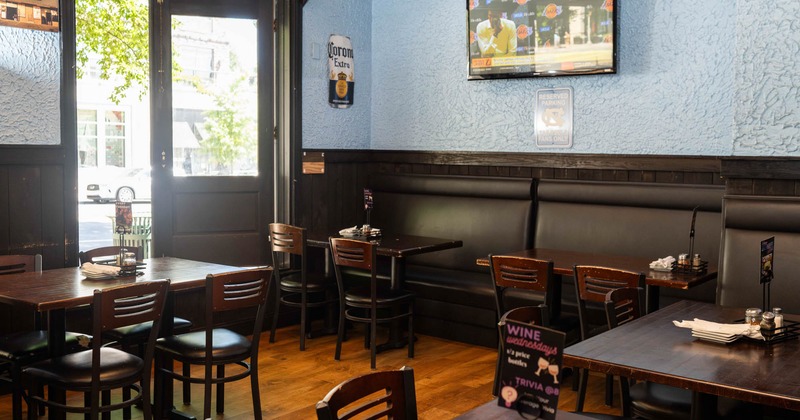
[81,262,121,275]
[650,256,675,270]
[673,318,764,340]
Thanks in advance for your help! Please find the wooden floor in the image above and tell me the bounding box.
[0,324,621,419]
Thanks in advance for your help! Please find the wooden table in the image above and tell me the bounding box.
[456,399,599,419]
[0,257,243,420]
[563,300,800,418]
[476,248,718,310]
[308,232,463,290]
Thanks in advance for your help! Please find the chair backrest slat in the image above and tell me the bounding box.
[0,254,40,275]
[209,269,271,312]
[269,223,304,256]
[490,255,556,321]
[573,265,644,341]
[604,287,645,330]
[330,238,374,271]
[97,280,169,331]
[316,366,417,420]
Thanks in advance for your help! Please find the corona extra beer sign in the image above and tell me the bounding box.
[328,35,354,108]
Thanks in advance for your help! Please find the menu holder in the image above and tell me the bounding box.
[497,320,565,420]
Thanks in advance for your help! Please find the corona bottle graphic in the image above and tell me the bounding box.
[328,34,354,108]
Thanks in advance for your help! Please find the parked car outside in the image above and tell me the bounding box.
[83,167,151,203]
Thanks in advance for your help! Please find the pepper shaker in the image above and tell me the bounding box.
[761,311,776,340]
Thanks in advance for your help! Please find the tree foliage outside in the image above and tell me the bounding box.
[76,1,258,175]
[189,52,258,175]
[76,0,151,104]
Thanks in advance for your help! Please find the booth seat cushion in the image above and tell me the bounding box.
[717,196,800,313]
[403,265,496,310]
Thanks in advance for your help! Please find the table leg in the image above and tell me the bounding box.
[47,309,66,420]
[690,391,717,420]
[645,284,660,313]
[376,257,410,352]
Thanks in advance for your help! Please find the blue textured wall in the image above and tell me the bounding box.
[733,0,800,155]
[303,0,800,157]
[302,0,372,149]
[0,26,61,145]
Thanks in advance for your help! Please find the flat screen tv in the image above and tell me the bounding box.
[467,0,617,79]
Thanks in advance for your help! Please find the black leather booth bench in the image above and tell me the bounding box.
[365,174,725,347]
[534,180,725,316]
[717,195,800,314]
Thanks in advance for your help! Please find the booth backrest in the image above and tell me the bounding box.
[717,196,800,313]
[534,180,725,303]
[369,174,535,272]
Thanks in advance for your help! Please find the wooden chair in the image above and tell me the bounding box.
[22,279,169,419]
[604,287,693,419]
[329,237,414,369]
[79,245,192,417]
[573,265,644,410]
[268,223,337,351]
[489,255,574,395]
[154,268,271,420]
[315,366,417,420]
[0,254,87,420]
[78,245,142,265]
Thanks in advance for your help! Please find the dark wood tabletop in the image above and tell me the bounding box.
[0,257,243,312]
[476,248,717,290]
[456,399,600,419]
[307,231,463,258]
[564,300,800,412]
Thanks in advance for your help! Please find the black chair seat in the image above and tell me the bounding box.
[104,316,192,339]
[0,331,87,361]
[156,329,251,361]
[344,287,414,307]
[278,271,331,292]
[24,347,143,388]
[629,382,692,419]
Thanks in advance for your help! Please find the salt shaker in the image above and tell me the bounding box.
[761,311,776,339]
[773,307,784,330]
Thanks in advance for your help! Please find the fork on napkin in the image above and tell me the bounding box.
[673,318,763,340]
[80,262,121,276]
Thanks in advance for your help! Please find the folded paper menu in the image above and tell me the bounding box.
[673,318,763,342]
[81,262,121,276]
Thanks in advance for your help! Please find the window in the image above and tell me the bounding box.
[171,15,258,176]
[77,107,130,168]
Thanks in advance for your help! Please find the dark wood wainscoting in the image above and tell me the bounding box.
[297,150,800,233]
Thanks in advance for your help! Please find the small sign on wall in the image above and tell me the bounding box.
[328,34,354,108]
[535,87,573,148]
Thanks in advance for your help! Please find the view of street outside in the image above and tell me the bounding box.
[79,201,151,253]
[77,2,258,253]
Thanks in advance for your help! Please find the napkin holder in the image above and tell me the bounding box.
[741,319,800,345]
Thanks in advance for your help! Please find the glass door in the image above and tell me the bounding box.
[150,0,273,266]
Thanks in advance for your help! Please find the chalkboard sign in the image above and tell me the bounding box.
[497,320,566,419]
